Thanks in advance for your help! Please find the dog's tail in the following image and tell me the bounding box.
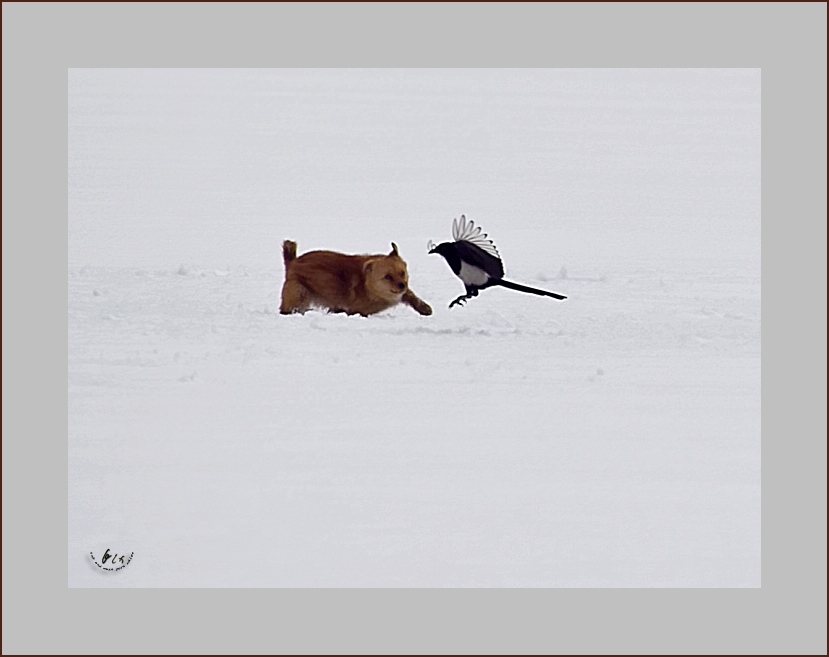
[282,240,298,268]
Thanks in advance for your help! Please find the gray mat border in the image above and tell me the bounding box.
[2,2,826,655]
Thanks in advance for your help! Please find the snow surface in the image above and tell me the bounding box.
[69,69,760,587]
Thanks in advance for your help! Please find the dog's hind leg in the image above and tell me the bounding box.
[280,279,313,314]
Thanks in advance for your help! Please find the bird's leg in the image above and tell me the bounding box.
[448,287,478,309]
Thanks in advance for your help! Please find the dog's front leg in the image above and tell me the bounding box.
[402,289,433,316]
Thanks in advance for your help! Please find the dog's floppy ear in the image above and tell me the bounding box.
[389,242,399,256]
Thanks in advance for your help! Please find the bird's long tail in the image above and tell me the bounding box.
[496,279,567,300]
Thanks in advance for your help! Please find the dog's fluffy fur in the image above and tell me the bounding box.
[280,240,432,317]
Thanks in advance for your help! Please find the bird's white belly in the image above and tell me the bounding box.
[459,262,490,286]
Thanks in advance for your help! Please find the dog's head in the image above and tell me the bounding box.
[363,243,409,302]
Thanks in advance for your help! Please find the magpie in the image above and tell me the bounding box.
[428,215,567,308]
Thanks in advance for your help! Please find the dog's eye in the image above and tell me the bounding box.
[384,274,393,281]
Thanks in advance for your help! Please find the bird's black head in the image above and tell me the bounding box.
[428,241,452,257]
[428,240,462,276]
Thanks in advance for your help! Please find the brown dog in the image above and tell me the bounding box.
[279,240,433,317]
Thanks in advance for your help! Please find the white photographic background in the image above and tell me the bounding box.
[69,68,760,587]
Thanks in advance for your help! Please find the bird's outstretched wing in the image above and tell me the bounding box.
[454,237,505,279]
[452,215,501,260]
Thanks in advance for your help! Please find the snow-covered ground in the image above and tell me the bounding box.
[68,69,760,587]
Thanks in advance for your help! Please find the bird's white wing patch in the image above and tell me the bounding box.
[452,215,501,259]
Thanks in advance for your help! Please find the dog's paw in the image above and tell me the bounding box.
[410,297,432,315]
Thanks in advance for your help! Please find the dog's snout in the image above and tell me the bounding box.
[397,282,405,290]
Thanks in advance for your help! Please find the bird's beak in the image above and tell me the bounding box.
[427,239,437,254]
